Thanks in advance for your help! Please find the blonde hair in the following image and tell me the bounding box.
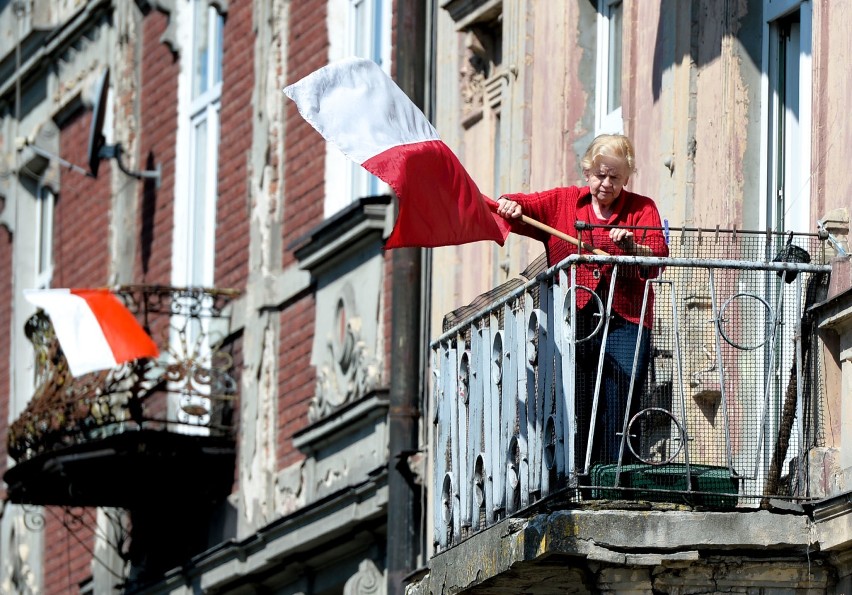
[581,134,636,175]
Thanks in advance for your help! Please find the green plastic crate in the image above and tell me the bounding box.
[588,462,739,508]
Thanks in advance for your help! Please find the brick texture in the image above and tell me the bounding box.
[275,0,329,467]
[277,293,315,467]
[282,0,328,270]
[135,10,177,286]
[55,112,111,288]
[215,0,251,290]
[43,509,97,595]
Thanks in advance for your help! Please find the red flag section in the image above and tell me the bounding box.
[363,140,511,248]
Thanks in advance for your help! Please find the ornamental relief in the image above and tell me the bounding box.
[2,517,37,595]
[460,47,487,119]
[309,287,382,422]
[343,559,385,595]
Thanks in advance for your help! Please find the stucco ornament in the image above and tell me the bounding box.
[310,293,381,422]
[459,47,486,116]
[2,518,38,595]
[343,559,385,595]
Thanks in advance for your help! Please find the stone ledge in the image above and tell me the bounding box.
[409,508,816,594]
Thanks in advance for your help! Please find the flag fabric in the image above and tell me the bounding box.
[23,288,160,377]
[283,57,511,249]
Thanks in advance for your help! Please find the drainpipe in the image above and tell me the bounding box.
[387,0,428,593]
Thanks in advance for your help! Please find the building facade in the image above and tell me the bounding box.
[0,0,427,593]
[415,0,852,593]
[2,0,852,594]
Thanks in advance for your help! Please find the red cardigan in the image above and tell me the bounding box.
[502,186,668,327]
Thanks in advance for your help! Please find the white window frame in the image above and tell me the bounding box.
[172,0,224,430]
[324,0,392,218]
[758,0,812,234]
[173,0,222,289]
[595,0,624,135]
[33,185,54,290]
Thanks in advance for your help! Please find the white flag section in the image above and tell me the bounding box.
[283,57,440,164]
[24,288,160,377]
[283,57,511,249]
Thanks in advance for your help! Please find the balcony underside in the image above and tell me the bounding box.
[3,429,235,509]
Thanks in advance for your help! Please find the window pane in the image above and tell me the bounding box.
[192,2,223,100]
[214,12,223,86]
[192,0,210,100]
[36,189,53,278]
[372,0,383,63]
[353,0,367,56]
[190,117,208,284]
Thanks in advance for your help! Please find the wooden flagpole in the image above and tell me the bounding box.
[519,215,610,256]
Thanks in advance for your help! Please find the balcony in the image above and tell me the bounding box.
[4,285,241,509]
[429,228,835,554]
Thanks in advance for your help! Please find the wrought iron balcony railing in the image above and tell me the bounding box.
[431,229,834,551]
[8,284,240,466]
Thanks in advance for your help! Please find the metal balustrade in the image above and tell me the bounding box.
[431,230,834,551]
[8,285,240,464]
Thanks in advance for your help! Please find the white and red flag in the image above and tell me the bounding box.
[24,288,160,377]
[283,57,511,249]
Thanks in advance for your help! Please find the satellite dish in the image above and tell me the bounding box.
[83,66,161,187]
[87,67,110,178]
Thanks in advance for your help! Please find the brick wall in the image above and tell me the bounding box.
[215,0,252,290]
[276,0,329,466]
[278,293,315,467]
[43,509,97,595]
[282,0,327,269]
[136,10,177,286]
[55,113,111,288]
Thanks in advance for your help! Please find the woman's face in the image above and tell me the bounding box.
[585,156,630,207]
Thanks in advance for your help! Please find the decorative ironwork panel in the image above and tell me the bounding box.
[9,285,240,463]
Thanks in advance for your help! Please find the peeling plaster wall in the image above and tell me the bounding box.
[812,0,852,224]
[236,0,294,537]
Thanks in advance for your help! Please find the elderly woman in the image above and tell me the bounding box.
[496,133,668,466]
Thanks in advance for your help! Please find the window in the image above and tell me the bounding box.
[324,0,391,217]
[764,5,811,234]
[33,186,54,290]
[173,0,222,290]
[172,0,224,429]
[595,0,623,134]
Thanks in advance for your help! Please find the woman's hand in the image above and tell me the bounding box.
[610,228,652,256]
[496,197,523,219]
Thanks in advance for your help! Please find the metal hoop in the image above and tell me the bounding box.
[563,285,605,343]
[625,407,687,465]
[718,292,773,350]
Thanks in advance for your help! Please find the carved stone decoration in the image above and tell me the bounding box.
[343,559,385,595]
[1,518,38,595]
[134,0,226,55]
[460,44,487,119]
[310,284,381,422]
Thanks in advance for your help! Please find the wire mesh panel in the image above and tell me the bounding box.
[430,228,833,552]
